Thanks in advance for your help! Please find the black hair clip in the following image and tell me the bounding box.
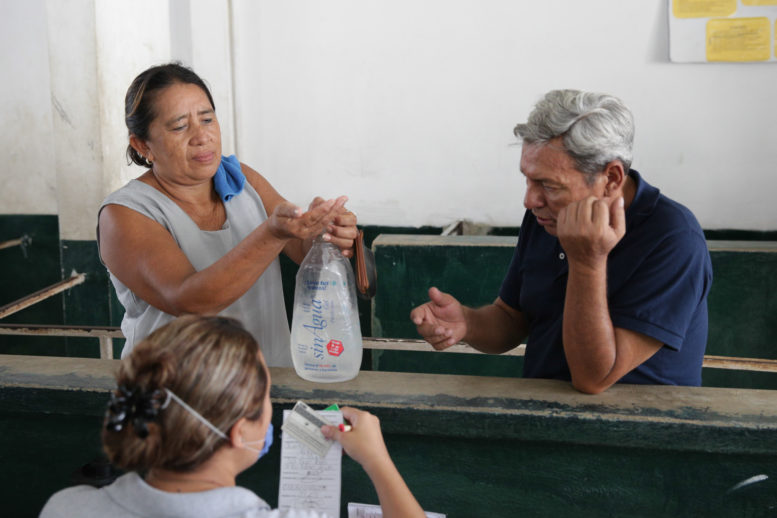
[105,385,169,438]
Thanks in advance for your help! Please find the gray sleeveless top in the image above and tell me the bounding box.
[98,180,292,367]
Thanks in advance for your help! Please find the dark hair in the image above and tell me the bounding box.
[102,315,269,472]
[124,63,216,168]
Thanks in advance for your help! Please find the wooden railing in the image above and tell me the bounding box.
[1,323,776,373]
[0,273,86,320]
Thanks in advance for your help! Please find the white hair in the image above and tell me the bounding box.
[514,89,634,183]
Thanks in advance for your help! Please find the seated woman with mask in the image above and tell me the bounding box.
[40,315,424,518]
[99,63,358,366]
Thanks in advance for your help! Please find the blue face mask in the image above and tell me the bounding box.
[242,422,274,458]
[163,389,273,458]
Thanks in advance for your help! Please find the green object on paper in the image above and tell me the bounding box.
[323,403,340,411]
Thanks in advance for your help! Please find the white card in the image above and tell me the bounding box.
[347,502,446,518]
[281,400,336,458]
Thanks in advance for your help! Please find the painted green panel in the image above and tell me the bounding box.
[706,250,777,358]
[371,235,517,375]
[371,349,524,376]
[372,235,516,339]
[223,426,777,518]
[60,239,119,358]
[3,406,776,517]
[0,412,104,518]
[7,219,777,384]
[62,240,125,358]
[703,248,777,388]
[371,235,777,388]
[702,243,777,388]
[704,229,777,241]
[4,355,777,516]
[0,215,66,356]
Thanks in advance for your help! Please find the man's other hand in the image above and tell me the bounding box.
[410,287,467,350]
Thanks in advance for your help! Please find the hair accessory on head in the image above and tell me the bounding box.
[105,385,170,438]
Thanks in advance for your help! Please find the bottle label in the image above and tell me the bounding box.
[302,298,328,361]
[304,279,331,291]
[326,340,344,356]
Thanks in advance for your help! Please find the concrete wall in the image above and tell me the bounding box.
[0,0,228,240]
[1,0,57,215]
[2,0,777,238]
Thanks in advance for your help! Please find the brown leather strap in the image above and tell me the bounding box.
[354,229,370,295]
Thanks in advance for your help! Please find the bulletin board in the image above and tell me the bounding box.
[669,0,777,62]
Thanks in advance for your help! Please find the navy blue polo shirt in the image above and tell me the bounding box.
[499,170,712,385]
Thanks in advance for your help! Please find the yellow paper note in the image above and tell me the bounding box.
[706,17,771,61]
[742,0,777,5]
[673,0,737,18]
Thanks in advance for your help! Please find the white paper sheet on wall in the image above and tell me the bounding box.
[668,0,777,62]
[278,409,343,518]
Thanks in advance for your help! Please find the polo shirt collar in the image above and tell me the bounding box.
[625,169,660,230]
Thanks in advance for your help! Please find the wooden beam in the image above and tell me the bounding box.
[366,338,777,372]
[0,237,24,250]
[0,273,86,320]
[0,323,124,338]
[362,337,526,356]
[702,354,777,372]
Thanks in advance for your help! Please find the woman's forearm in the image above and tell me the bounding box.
[165,222,290,314]
[363,457,425,518]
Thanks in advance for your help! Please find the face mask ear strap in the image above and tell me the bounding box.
[241,422,274,457]
[164,389,229,441]
[163,388,272,456]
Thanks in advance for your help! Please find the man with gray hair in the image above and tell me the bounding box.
[411,89,712,394]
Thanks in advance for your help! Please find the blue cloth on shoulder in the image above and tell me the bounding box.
[213,155,246,202]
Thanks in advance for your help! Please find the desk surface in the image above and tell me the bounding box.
[2,354,776,454]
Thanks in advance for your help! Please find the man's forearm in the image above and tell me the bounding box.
[462,302,527,354]
[562,262,618,392]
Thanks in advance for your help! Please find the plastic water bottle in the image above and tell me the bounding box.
[290,236,363,382]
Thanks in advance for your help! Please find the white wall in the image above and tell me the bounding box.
[231,0,777,230]
[0,0,57,215]
[2,0,776,234]
[0,0,228,240]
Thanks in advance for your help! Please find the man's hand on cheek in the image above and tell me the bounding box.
[557,195,625,269]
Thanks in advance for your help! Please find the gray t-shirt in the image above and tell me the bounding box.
[40,472,326,518]
[98,179,292,367]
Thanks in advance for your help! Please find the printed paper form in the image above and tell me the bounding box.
[278,409,342,518]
